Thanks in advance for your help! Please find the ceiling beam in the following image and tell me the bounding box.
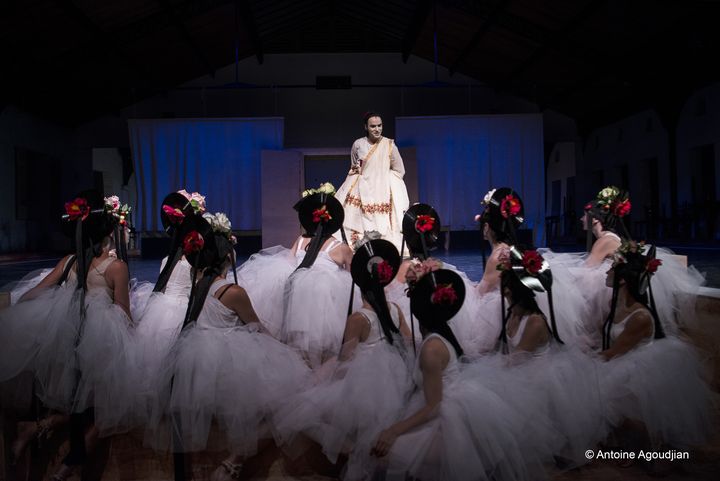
[449,0,509,75]
[157,0,215,78]
[498,0,606,85]
[401,0,433,63]
[236,0,263,64]
[54,0,150,78]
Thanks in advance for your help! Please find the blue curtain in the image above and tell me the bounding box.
[129,118,283,231]
[396,115,545,245]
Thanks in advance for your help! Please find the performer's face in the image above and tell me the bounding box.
[365,116,383,140]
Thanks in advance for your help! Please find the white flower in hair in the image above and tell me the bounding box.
[203,212,217,226]
[104,195,120,211]
[482,188,496,206]
[214,212,232,232]
[599,186,619,200]
[178,189,192,200]
[317,182,336,195]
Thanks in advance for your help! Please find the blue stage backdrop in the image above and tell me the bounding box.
[396,114,545,245]
[129,117,284,232]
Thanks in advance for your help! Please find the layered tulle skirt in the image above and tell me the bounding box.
[148,323,310,455]
[385,367,561,481]
[598,336,716,447]
[235,246,297,337]
[273,337,413,480]
[282,264,361,368]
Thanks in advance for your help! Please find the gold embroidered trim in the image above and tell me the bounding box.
[345,194,392,215]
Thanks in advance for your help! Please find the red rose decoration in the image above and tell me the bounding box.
[584,202,593,211]
[163,204,185,224]
[646,258,662,274]
[521,250,544,275]
[431,284,458,305]
[182,230,204,255]
[375,260,394,284]
[500,195,521,219]
[415,215,436,233]
[312,205,332,223]
[612,199,631,217]
[65,197,90,221]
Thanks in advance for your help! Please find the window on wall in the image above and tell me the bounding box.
[591,170,604,196]
[15,147,61,221]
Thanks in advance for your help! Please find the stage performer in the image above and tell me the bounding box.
[335,112,409,252]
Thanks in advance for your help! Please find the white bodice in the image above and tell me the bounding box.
[610,308,653,347]
[357,304,401,346]
[294,236,343,269]
[196,280,244,329]
[160,256,193,298]
[412,333,459,389]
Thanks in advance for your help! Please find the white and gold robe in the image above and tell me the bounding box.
[335,136,409,251]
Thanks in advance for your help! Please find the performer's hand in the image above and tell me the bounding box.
[371,427,398,457]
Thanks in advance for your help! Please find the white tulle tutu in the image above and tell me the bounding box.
[236,246,298,337]
[150,319,310,454]
[133,256,193,419]
[539,250,611,350]
[0,284,75,395]
[282,264,361,368]
[129,278,154,323]
[650,247,706,334]
[3,267,53,305]
[146,278,311,454]
[273,334,413,480]
[72,289,139,435]
[386,336,562,481]
[470,345,607,467]
[32,287,83,412]
[598,336,716,447]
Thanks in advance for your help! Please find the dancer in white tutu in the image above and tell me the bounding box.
[233,184,338,337]
[148,213,310,481]
[282,188,358,368]
[133,190,207,416]
[273,237,413,480]
[10,190,137,480]
[467,245,606,468]
[598,240,716,453]
[375,269,558,481]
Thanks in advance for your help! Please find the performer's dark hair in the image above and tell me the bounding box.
[360,267,400,345]
[183,234,235,326]
[363,111,382,125]
[602,255,665,350]
[296,224,332,271]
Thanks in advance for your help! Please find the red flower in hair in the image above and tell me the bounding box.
[65,197,90,221]
[431,284,458,305]
[521,250,544,275]
[312,205,332,223]
[415,215,436,233]
[646,258,662,274]
[500,195,521,219]
[182,231,204,255]
[584,202,593,211]
[612,199,631,217]
[163,204,185,224]
[375,260,394,284]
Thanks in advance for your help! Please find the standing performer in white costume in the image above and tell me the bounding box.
[335,112,409,251]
